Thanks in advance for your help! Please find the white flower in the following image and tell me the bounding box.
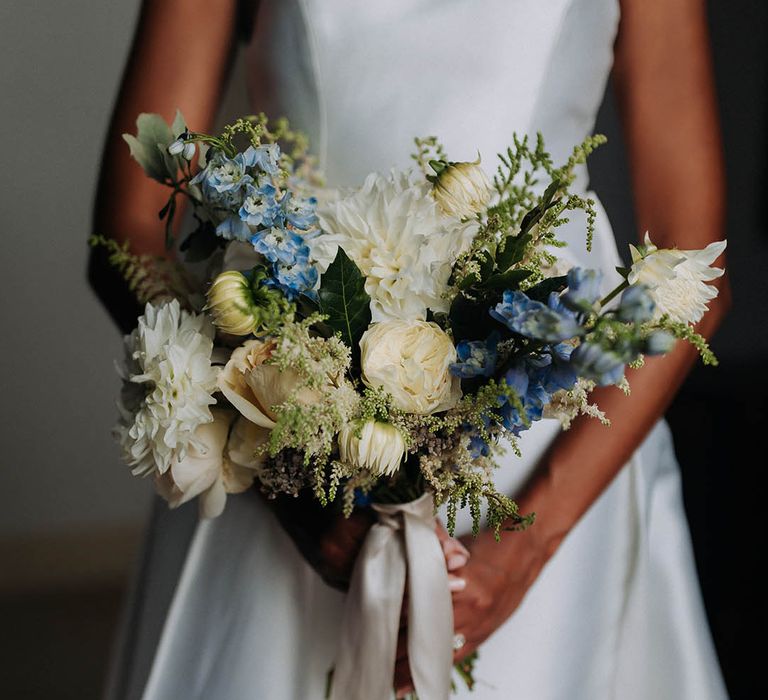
[114,300,218,477]
[360,320,461,415]
[155,409,270,518]
[318,170,477,322]
[338,420,407,476]
[218,339,322,428]
[431,158,492,219]
[628,233,726,324]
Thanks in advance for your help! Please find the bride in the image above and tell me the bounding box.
[93,1,730,698]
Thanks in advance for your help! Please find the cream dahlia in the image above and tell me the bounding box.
[318,170,476,321]
[114,300,219,477]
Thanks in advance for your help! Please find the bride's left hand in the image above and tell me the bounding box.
[394,527,548,698]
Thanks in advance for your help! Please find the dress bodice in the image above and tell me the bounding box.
[247,0,619,186]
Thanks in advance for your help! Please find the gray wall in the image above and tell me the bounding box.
[0,1,150,544]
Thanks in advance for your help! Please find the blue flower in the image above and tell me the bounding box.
[251,227,311,266]
[450,333,499,379]
[490,290,584,343]
[215,215,252,241]
[242,144,281,177]
[644,330,675,355]
[192,151,254,215]
[570,342,626,386]
[561,267,603,312]
[468,433,491,459]
[239,181,281,229]
[268,260,319,300]
[617,284,656,323]
[281,192,318,230]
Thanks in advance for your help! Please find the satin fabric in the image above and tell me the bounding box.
[108,1,728,698]
[331,495,453,700]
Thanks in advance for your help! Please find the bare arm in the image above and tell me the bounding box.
[397,0,732,691]
[519,0,731,559]
[90,0,239,330]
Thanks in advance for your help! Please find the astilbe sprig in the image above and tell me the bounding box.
[89,235,202,308]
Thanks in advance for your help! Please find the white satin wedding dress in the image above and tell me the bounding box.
[107,1,728,698]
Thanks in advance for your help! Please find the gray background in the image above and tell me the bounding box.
[0,1,766,698]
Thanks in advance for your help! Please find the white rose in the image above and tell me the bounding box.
[431,158,492,219]
[628,233,727,324]
[338,420,407,476]
[218,339,322,428]
[155,409,269,518]
[360,320,461,415]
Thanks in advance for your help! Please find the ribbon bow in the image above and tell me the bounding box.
[330,492,453,700]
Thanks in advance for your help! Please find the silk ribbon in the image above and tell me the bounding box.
[330,492,453,700]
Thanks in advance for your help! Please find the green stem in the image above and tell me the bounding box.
[599,280,629,308]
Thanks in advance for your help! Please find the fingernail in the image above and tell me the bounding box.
[449,577,467,592]
[447,554,468,571]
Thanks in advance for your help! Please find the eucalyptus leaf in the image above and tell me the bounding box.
[122,113,177,182]
[317,248,371,351]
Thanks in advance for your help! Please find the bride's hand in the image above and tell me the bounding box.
[394,527,547,698]
[267,491,470,591]
[316,515,470,591]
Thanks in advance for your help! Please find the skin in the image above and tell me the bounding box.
[92,0,731,696]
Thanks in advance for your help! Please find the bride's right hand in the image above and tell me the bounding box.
[266,492,469,591]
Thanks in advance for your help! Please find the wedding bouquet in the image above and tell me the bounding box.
[96,112,724,699]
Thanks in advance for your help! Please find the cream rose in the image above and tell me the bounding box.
[218,339,321,428]
[155,409,270,518]
[360,320,461,414]
[338,420,407,476]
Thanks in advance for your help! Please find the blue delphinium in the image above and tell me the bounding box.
[617,284,655,323]
[239,180,281,229]
[490,290,584,343]
[497,344,579,435]
[569,341,627,386]
[252,227,309,266]
[192,150,253,204]
[561,267,603,313]
[281,192,319,230]
[450,333,499,379]
[252,227,317,300]
[644,330,675,355]
[268,259,319,300]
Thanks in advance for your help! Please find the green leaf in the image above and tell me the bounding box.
[448,293,501,342]
[480,268,533,291]
[525,275,567,303]
[122,113,177,182]
[180,221,220,262]
[495,179,560,272]
[317,248,372,350]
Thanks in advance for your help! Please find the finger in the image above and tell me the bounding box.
[448,573,467,593]
[435,522,471,558]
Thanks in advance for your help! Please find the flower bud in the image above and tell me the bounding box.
[206,268,294,336]
[430,157,492,219]
[338,420,407,477]
[644,330,676,356]
[206,270,261,335]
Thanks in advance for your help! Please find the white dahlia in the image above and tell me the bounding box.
[627,233,727,325]
[318,170,477,322]
[114,299,219,477]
